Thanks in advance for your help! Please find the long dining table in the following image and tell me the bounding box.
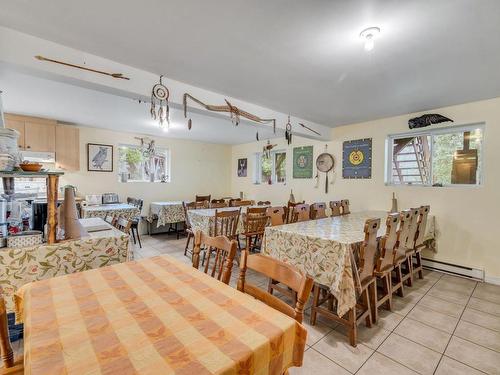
[15,254,307,375]
[263,210,435,317]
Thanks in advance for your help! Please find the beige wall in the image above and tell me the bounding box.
[231,97,500,281]
[61,126,232,210]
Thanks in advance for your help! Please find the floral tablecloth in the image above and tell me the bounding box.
[263,211,435,317]
[81,203,140,220]
[187,207,251,236]
[0,218,131,312]
[147,201,186,227]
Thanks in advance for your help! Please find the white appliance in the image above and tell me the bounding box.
[20,151,56,163]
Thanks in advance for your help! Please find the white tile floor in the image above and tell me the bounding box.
[8,234,500,374]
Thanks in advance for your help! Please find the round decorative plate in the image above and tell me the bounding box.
[316,153,335,172]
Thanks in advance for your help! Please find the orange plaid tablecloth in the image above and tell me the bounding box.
[15,255,307,375]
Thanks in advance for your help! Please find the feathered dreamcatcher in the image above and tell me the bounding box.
[315,145,335,194]
[285,115,292,145]
[150,75,170,129]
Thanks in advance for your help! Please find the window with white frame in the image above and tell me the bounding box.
[254,150,286,184]
[386,124,484,186]
[118,144,170,182]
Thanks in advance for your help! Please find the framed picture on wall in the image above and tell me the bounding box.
[237,158,247,177]
[293,146,313,178]
[342,138,372,179]
[87,143,113,172]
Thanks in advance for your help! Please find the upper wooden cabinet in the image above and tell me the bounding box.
[55,124,80,171]
[4,114,56,152]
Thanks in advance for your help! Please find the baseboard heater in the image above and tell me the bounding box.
[422,257,485,282]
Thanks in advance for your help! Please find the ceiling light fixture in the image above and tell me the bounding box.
[360,27,380,52]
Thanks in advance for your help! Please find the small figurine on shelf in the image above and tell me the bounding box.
[390,192,398,213]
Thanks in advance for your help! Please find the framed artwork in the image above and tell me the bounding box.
[293,146,313,178]
[237,158,247,177]
[87,143,113,172]
[342,138,372,179]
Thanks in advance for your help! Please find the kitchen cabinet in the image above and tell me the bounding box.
[55,124,80,171]
[3,117,25,149]
[24,121,56,152]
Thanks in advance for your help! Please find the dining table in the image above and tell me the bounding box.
[263,210,436,317]
[81,203,140,220]
[187,206,263,236]
[15,254,307,375]
[147,201,186,227]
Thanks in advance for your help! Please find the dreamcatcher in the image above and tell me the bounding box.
[150,75,170,129]
[285,115,292,145]
[315,145,335,193]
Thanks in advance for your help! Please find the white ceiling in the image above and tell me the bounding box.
[0,67,280,144]
[1,1,500,126]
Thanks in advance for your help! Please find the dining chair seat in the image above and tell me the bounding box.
[0,297,24,374]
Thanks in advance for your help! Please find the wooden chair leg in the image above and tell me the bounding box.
[394,264,404,297]
[406,256,414,287]
[369,281,378,324]
[131,227,137,244]
[310,284,321,325]
[184,232,192,256]
[348,306,357,347]
[135,228,142,248]
[415,252,424,279]
[384,274,393,311]
[363,288,372,328]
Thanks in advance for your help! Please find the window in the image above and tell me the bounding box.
[118,144,170,182]
[255,150,286,184]
[386,124,484,186]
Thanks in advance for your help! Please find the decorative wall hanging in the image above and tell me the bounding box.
[408,114,453,129]
[292,146,313,179]
[237,158,247,177]
[183,93,276,139]
[150,75,170,129]
[263,140,277,158]
[342,138,372,179]
[390,192,398,213]
[285,116,292,145]
[315,145,335,193]
[87,143,113,172]
[298,122,321,136]
[35,55,130,80]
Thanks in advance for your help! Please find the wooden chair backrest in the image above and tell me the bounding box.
[405,208,421,250]
[232,200,253,207]
[257,200,271,206]
[211,198,225,204]
[341,199,350,214]
[395,209,413,260]
[246,207,267,215]
[192,231,237,284]
[244,209,269,237]
[127,197,144,210]
[292,204,310,223]
[329,201,342,217]
[210,201,228,208]
[310,202,327,220]
[355,218,380,290]
[0,296,16,369]
[285,200,305,223]
[228,198,242,207]
[104,214,116,226]
[214,208,241,238]
[377,213,400,272]
[414,205,430,248]
[196,194,211,203]
[237,252,313,323]
[266,206,286,226]
[116,217,132,233]
[183,201,206,228]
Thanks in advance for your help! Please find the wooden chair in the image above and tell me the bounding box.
[266,206,286,226]
[192,230,237,284]
[341,199,350,215]
[238,252,313,323]
[242,208,269,253]
[291,204,310,223]
[196,194,211,203]
[213,208,241,241]
[285,200,305,223]
[310,218,379,347]
[411,206,430,279]
[232,200,253,207]
[1,297,24,374]
[257,200,271,206]
[391,210,415,297]
[329,201,342,217]
[115,216,132,234]
[210,201,228,208]
[183,201,206,256]
[310,202,327,220]
[371,213,399,323]
[127,197,143,248]
[104,214,116,226]
[228,198,241,207]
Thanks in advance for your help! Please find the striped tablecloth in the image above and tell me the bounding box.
[15,255,307,375]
